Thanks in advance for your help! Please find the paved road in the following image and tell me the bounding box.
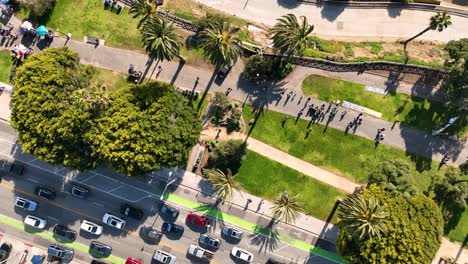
[197,0,468,42]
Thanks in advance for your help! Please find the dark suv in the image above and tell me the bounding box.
[0,243,12,261]
[53,225,77,242]
[120,203,143,220]
[35,186,56,200]
[71,185,89,199]
[47,244,74,262]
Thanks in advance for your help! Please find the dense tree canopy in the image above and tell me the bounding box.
[337,185,443,264]
[442,38,468,105]
[368,159,417,196]
[11,47,99,170]
[91,82,201,176]
[208,139,247,173]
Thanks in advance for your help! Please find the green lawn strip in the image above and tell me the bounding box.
[235,151,346,222]
[166,194,346,263]
[242,104,447,188]
[447,209,468,244]
[301,74,462,135]
[0,214,125,264]
[0,51,13,83]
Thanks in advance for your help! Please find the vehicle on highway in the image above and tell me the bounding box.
[186,212,210,228]
[153,249,176,264]
[90,241,112,257]
[102,213,126,229]
[125,258,142,264]
[24,215,47,229]
[159,203,179,220]
[0,242,12,261]
[139,226,162,243]
[80,220,103,235]
[47,243,74,262]
[222,226,243,240]
[14,196,37,211]
[187,244,214,262]
[53,225,77,242]
[199,234,221,249]
[34,186,56,200]
[71,184,89,199]
[266,258,286,264]
[231,247,253,263]
[162,221,184,236]
[120,203,143,220]
[0,159,24,176]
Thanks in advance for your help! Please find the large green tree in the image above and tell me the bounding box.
[368,159,417,196]
[129,0,158,29]
[269,14,314,57]
[199,21,242,68]
[90,81,201,176]
[441,38,468,105]
[141,16,182,63]
[405,11,452,45]
[207,139,247,173]
[11,47,100,170]
[337,185,443,264]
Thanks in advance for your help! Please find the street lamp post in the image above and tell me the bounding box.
[160,171,174,200]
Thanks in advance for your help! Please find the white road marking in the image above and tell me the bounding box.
[108,186,122,193]
[27,179,39,184]
[272,244,289,252]
[93,202,104,207]
[47,216,58,221]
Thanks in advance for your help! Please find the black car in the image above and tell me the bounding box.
[139,226,162,243]
[47,244,74,262]
[120,203,143,220]
[217,64,231,79]
[266,258,285,264]
[89,241,112,257]
[159,204,179,220]
[71,185,89,199]
[34,186,56,200]
[162,221,184,236]
[53,225,77,242]
[0,243,12,261]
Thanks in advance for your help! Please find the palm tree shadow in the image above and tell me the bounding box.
[248,218,279,253]
[170,59,185,85]
[141,57,155,82]
[197,68,219,112]
[192,199,225,232]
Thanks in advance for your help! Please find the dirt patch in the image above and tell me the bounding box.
[406,42,446,64]
[381,43,401,53]
[352,46,377,58]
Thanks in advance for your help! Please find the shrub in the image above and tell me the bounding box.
[196,13,228,30]
[227,107,241,132]
[210,92,230,123]
[278,62,293,79]
[17,0,56,17]
[208,139,247,173]
[244,54,274,81]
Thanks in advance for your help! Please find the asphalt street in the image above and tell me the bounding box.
[0,136,335,263]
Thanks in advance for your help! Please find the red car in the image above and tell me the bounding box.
[186,212,210,227]
[125,258,142,264]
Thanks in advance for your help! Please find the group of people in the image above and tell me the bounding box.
[104,0,124,14]
[0,23,18,42]
[127,64,142,83]
[305,101,341,125]
[345,113,364,135]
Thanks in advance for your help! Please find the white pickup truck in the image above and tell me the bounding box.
[187,244,214,262]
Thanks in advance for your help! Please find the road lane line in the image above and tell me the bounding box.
[27,179,39,184]
[93,202,105,207]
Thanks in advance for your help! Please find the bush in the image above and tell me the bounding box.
[196,13,228,30]
[210,92,230,123]
[278,62,293,79]
[227,107,241,132]
[368,159,417,196]
[208,139,247,173]
[17,0,56,17]
[244,55,274,81]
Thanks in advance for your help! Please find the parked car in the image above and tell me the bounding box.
[153,249,176,264]
[0,243,12,261]
[199,234,221,249]
[186,212,210,228]
[14,197,37,211]
[125,258,142,264]
[0,159,24,176]
[47,244,74,262]
[102,213,126,229]
[90,241,112,257]
[24,215,46,229]
[161,221,184,236]
[231,247,253,263]
[71,184,89,199]
[120,203,143,220]
[187,244,214,262]
[80,220,103,235]
[222,226,243,240]
[217,64,232,79]
[139,226,162,243]
[53,225,77,242]
[34,186,56,200]
[159,204,179,220]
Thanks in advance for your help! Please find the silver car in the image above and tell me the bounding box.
[222,226,243,240]
[14,197,37,211]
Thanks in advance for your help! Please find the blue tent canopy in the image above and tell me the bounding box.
[31,255,44,264]
[36,25,48,36]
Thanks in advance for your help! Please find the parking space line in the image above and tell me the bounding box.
[93,202,104,207]
[108,186,122,193]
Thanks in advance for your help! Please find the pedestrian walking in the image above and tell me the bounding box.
[282,115,289,127]
[305,127,312,139]
[320,104,325,111]
[257,199,264,212]
[326,103,332,113]
[340,110,347,121]
[391,120,399,130]
[438,155,450,170]
[345,122,352,135]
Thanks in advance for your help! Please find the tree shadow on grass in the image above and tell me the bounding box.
[248,219,279,253]
[441,203,465,235]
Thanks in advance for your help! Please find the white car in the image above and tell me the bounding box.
[15,197,37,211]
[231,247,253,263]
[80,220,103,235]
[102,213,126,229]
[153,250,176,264]
[222,226,243,240]
[24,215,46,229]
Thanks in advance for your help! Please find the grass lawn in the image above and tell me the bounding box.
[242,104,449,190]
[448,209,468,244]
[302,75,466,137]
[235,150,346,222]
[0,51,13,83]
[91,67,131,93]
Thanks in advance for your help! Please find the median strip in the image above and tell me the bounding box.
[166,193,346,264]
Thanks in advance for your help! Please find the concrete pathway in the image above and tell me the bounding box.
[200,126,360,193]
[196,0,468,43]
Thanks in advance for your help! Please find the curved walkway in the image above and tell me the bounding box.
[196,0,468,42]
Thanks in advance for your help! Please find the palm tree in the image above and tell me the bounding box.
[129,0,158,29]
[205,168,240,203]
[271,191,303,224]
[269,14,314,57]
[141,16,182,63]
[199,21,242,69]
[404,11,451,45]
[337,193,388,241]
